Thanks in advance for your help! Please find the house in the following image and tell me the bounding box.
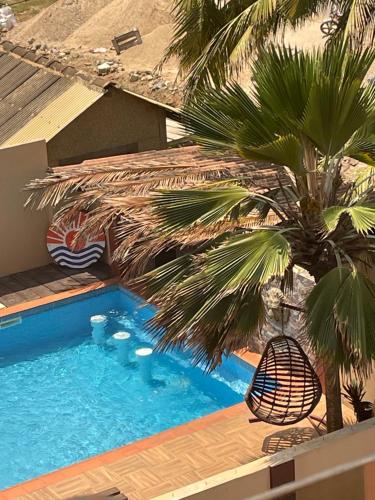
[0,41,178,167]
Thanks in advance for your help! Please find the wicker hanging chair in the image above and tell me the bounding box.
[245,336,322,426]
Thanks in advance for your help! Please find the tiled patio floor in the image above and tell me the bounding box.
[2,397,354,500]
[0,263,112,308]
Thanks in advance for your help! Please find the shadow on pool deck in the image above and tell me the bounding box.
[262,427,317,454]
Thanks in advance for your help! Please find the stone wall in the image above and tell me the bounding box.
[249,268,315,359]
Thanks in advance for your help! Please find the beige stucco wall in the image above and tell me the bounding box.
[0,140,50,277]
[47,87,168,166]
[363,373,375,404]
[294,422,375,479]
[296,467,364,500]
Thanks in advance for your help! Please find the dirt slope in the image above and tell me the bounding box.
[7,2,373,106]
[11,0,110,43]
[66,0,173,48]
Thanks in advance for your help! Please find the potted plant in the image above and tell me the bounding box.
[343,379,374,422]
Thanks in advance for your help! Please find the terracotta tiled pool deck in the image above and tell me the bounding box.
[2,398,335,500]
[0,275,354,500]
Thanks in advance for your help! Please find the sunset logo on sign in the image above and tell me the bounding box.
[46,213,106,269]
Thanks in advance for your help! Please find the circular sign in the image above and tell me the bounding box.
[46,212,106,269]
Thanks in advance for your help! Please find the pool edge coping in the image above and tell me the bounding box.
[0,277,120,318]
[0,278,260,498]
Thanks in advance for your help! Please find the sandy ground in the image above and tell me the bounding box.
[10,0,176,71]
[10,0,110,43]
[5,1,374,105]
[8,0,179,100]
[65,0,172,47]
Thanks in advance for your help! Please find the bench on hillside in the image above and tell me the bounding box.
[112,28,142,55]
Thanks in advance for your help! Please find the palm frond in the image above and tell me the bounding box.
[25,148,260,211]
[159,0,237,75]
[183,80,305,176]
[342,96,375,168]
[150,275,265,369]
[162,0,375,94]
[239,133,305,175]
[252,44,317,127]
[323,204,375,234]
[154,185,251,231]
[141,227,290,368]
[302,43,375,157]
[185,0,284,92]
[334,0,375,47]
[114,208,279,278]
[205,229,292,288]
[183,83,267,152]
[281,0,328,22]
[306,267,375,368]
[349,166,375,201]
[136,253,196,298]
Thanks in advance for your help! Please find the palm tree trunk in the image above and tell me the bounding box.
[324,360,344,433]
[310,269,344,433]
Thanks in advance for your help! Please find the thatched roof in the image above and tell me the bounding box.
[51,145,284,193]
[26,145,370,276]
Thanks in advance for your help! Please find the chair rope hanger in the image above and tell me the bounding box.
[245,305,323,426]
[320,1,342,37]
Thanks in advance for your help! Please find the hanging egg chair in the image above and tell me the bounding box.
[245,335,322,426]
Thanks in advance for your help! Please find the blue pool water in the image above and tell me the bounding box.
[0,285,255,489]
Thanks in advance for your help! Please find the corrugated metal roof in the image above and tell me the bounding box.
[0,77,70,144]
[0,51,103,146]
[0,71,60,124]
[0,52,71,145]
[0,61,38,99]
[3,82,102,146]
[0,52,20,78]
[166,118,188,143]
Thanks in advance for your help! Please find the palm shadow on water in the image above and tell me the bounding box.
[148,378,167,388]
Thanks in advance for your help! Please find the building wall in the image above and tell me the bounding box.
[47,87,167,166]
[361,267,375,403]
[0,140,50,277]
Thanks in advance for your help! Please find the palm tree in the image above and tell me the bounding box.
[162,0,375,92]
[27,42,375,432]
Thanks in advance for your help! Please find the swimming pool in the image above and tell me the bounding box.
[0,285,255,489]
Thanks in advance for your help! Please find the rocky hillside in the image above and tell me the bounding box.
[6,0,182,106]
